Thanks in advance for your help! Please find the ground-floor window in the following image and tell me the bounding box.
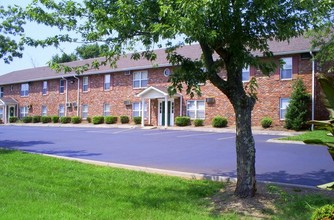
[82,104,88,119]
[58,104,65,117]
[20,106,29,118]
[0,107,3,120]
[132,102,147,118]
[103,104,110,116]
[280,98,290,120]
[42,105,47,116]
[187,100,205,119]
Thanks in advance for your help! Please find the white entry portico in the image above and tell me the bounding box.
[0,97,19,124]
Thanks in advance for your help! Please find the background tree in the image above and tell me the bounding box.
[14,0,334,198]
[75,43,109,60]
[51,52,78,63]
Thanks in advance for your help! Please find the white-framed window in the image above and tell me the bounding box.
[42,81,48,95]
[133,71,148,88]
[242,66,250,82]
[104,74,111,91]
[20,83,29,97]
[59,79,65,93]
[187,100,205,119]
[280,57,293,80]
[103,103,110,116]
[42,105,47,116]
[0,107,3,119]
[0,87,3,97]
[82,104,88,119]
[20,106,29,118]
[83,76,89,92]
[58,104,65,117]
[280,98,290,120]
[132,102,147,118]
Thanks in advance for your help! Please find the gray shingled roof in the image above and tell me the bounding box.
[0,36,314,85]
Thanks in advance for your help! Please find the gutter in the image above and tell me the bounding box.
[73,76,80,117]
[61,77,68,117]
[310,51,315,131]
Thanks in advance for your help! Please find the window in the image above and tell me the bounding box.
[82,104,88,119]
[58,104,65,117]
[280,57,292,80]
[0,107,3,119]
[242,66,250,82]
[42,105,47,116]
[280,98,290,120]
[20,83,29,97]
[59,79,65,93]
[42,81,48,95]
[132,102,147,118]
[0,87,3,97]
[187,100,205,119]
[20,106,29,118]
[133,71,148,88]
[103,104,110,116]
[83,76,89,92]
[104,74,110,91]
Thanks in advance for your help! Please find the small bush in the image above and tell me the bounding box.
[120,115,130,124]
[212,116,228,128]
[193,119,204,127]
[22,116,32,123]
[175,116,191,126]
[51,116,59,123]
[86,117,92,123]
[105,116,118,124]
[41,116,52,123]
[60,116,71,124]
[32,115,41,123]
[71,116,82,124]
[261,117,272,128]
[92,116,104,124]
[9,117,18,123]
[0,118,3,124]
[311,204,334,220]
[133,116,142,125]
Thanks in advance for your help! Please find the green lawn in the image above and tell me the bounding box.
[280,130,334,144]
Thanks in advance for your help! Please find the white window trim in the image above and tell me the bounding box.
[280,98,290,120]
[42,81,48,95]
[133,71,148,89]
[20,106,29,118]
[280,57,293,80]
[103,103,110,116]
[0,87,3,97]
[42,105,47,116]
[132,102,147,118]
[58,105,65,117]
[186,100,205,119]
[242,66,250,82]
[20,83,29,97]
[83,76,89,92]
[104,74,111,91]
[82,104,88,119]
[59,79,65,94]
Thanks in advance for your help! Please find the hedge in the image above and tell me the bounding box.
[71,116,82,124]
[212,116,228,128]
[105,116,118,124]
[41,116,52,123]
[133,116,142,125]
[32,115,41,123]
[92,116,104,124]
[60,116,71,124]
[120,115,130,124]
[175,116,191,126]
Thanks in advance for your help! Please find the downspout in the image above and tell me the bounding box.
[73,76,80,117]
[61,77,68,117]
[310,51,315,131]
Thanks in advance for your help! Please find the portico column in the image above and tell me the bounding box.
[164,95,168,129]
[141,98,145,127]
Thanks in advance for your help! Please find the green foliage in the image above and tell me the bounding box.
[261,117,272,128]
[212,116,228,128]
[71,116,81,124]
[86,116,91,123]
[22,116,32,123]
[193,119,204,127]
[51,115,59,123]
[32,115,41,123]
[311,204,334,220]
[92,116,104,124]
[120,115,129,124]
[133,116,141,125]
[60,116,71,124]
[104,116,117,124]
[285,79,310,131]
[41,116,52,123]
[9,117,18,123]
[51,52,77,64]
[75,43,109,59]
[175,116,191,126]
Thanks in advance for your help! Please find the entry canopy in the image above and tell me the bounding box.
[0,97,18,105]
[136,86,182,99]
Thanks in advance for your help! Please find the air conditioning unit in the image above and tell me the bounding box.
[27,105,32,110]
[124,100,131,105]
[205,97,215,104]
[72,102,77,108]
[66,102,72,108]
[124,71,131,75]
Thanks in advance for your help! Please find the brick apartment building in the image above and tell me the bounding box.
[0,36,328,127]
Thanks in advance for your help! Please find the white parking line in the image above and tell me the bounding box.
[217,136,235,140]
[143,131,183,136]
[177,133,217,138]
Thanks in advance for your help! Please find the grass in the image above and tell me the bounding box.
[280,130,334,144]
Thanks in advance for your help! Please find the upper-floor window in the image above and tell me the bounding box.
[58,104,65,117]
[0,87,3,97]
[20,106,29,118]
[280,57,292,80]
[83,76,89,92]
[280,98,290,120]
[104,74,111,91]
[20,83,29,97]
[42,81,48,95]
[133,71,148,88]
[132,102,147,118]
[60,79,66,93]
[242,66,250,82]
[82,104,88,119]
[42,105,47,116]
[103,103,110,116]
[187,100,205,119]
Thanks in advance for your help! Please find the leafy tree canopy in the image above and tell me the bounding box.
[75,43,109,59]
[51,52,77,63]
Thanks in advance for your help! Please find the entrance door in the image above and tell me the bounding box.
[158,99,174,126]
[9,106,14,117]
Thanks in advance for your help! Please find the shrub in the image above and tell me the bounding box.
[120,115,130,124]
[22,116,32,123]
[60,116,71,124]
[9,117,18,123]
[175,116,191,126]
[311,204,334,220]
[32,115,41,123]
[261,117,272,128]
[0,118,3,124]
[133,116,142,125]
[105,116,118,124]
[92,116,104,124]
[193,119,204,127]
[285,78,311,131]
[71,116,82,124]
[51,116,59,123]
[86,117,92,123]
[41,116,52,123]
[212,116,228,128]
